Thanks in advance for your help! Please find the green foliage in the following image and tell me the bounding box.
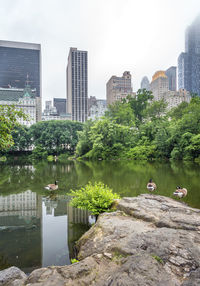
[105,100,135,126]
[0,105,27,151]
[0,156,7,162]
[125,145,156,160]
[29,120,83,154]
[152,255,164,264]
[70,258,79,264]
[3,119,83,158]
[69,181,120,215]
[144,99,167,121]
[58,152,70,162]
[127,89,154,126]
[31,145,48,160]
[47,155,54,162]
[75,89,200,162]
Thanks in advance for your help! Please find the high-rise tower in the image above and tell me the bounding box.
[0,40,41,120]
[165,66,177,91]
[140,76,150,91]
[66,48,88,122]
[106,71,133,105]
[178,16,200,96]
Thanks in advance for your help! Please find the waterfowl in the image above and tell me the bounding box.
[44,181,59,191]
[147,179,157,192]
[173,186,187,198]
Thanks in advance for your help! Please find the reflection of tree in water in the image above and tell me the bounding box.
[0,160,200,208]
[0,255,11,270]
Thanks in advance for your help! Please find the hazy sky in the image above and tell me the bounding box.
[0,0,199,106]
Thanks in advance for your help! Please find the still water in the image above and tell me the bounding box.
[0,160,200,272]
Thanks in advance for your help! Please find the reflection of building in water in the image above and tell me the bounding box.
[67,202,89,224]
[44,199,58,215]
[0,190,42,273]
[0,190,41,218]
[42,198,70,267]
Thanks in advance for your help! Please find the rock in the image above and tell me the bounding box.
[0,266,26,286]
[76,195,200,285]
[3,195,200,285]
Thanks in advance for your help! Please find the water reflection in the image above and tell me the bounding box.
[0,188,90,273]
[42,199,70,267]
[0,160,200,272]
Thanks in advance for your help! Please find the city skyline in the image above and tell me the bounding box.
[0,0,199,106]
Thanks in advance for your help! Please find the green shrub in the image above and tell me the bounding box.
[69,182,120,215]
[47,155,54,162]
[58,152,70,162]
[70,258,79,264]
[0,156,7,162]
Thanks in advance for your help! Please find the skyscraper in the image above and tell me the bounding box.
[66,47,88,122]
[0,40,42,120]
[165,66,177,91]
[53,98,67,115]
[140,76,150,90]
[106,71,133,105]
[150,71,169,101]
[178,16,200,96]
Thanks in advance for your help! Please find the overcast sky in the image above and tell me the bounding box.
[0,0,199,106]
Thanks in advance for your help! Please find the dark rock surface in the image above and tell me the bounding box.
[1,194,200,285]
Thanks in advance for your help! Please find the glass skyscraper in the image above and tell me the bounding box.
[178,16,200,96]
[66,48,88,122]
[0,40,41,120]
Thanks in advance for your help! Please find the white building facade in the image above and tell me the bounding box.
[0,85,37,127]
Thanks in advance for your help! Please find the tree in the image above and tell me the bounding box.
[105,100,135,126]
[0,105,27,151]
[144,99,167,121]
[29,120,83,154]
[127,89,153,126]
[9,125,31,151]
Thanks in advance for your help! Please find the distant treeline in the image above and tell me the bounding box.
[2,89,200,162]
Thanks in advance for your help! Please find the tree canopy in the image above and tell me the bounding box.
[76,90,200,162]
[0,105,27,151]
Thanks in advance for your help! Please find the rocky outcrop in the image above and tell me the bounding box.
[0,266,27,286]
[1,194,200,285]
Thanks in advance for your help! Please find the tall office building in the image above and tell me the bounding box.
[178,16,200,96]
[0,40,42,120]
[66,47,88,122]
[140,76,150,90]
[165,66,177,91]
[53,98,66,115]
[150,71,169,101]
[106,71,133,106]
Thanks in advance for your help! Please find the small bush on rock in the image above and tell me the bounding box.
[69,182,120,215]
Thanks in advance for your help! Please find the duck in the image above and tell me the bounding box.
[147,179,157,192]
[173,186,187,198]
[44,181,59,191]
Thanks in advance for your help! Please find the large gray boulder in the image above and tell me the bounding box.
[0,266,26,286]
[76,194,200,285]
[1,195,200,285]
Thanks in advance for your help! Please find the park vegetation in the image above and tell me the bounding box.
[76,90,200,162]
[1,89,200,162]
[1,119,83,160]
[69,181,120,216]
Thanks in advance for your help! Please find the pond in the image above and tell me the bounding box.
[0,159,200,273]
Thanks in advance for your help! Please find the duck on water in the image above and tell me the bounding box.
[44,181,59,191]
